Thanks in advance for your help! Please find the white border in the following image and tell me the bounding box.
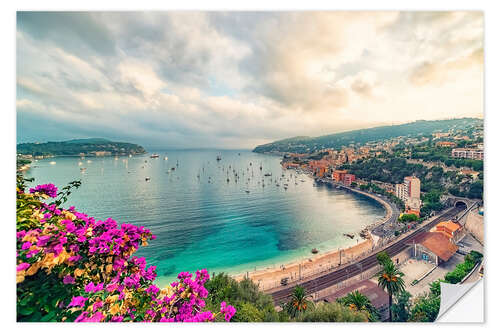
[2,1,498,333]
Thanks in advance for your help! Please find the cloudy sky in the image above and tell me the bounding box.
[16,11,483,149]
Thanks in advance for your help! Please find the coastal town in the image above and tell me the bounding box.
[240,120,484,321]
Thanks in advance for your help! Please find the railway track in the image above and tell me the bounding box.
[270,206,465,305]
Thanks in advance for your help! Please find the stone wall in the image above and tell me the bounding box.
[464,208,484,245]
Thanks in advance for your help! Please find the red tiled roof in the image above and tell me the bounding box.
[411,232,458,261]
[323,280,389,309]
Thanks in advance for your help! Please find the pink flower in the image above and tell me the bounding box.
[67,296,88,308]
[62,274,75,285]
[17,262,30,272]
[21,241,32,250]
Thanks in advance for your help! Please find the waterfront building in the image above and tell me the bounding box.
[451,148,484,160]
[333,170,348,182]
[343,174,356,186]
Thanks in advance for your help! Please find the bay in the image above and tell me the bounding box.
[25,150,385,286]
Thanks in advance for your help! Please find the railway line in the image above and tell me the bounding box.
[270,206,465,305]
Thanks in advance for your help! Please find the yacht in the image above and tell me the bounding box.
[150,154,159,158]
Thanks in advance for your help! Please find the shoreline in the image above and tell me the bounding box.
[232,172,394,291]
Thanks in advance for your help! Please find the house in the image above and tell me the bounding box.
[409,232,458,265]
[322,279,390,321]
[432,221,464,243]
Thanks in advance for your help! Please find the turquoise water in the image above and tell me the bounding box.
[24,150,384,286]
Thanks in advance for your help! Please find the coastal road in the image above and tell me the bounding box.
[269,206,465,305]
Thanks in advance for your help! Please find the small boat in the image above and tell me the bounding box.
[145,177,151,181]
[87,160,92,163]
[216,155,222,161]
[171,167,175,171]
[150,154,159,158]
[311,248,319,254]
[49,161,56,165]
[245,190,250,194]
[129,154,132,158]
[343,233,355,239]
[80,167,86,171]
[164,156,168,160]
[78,161,83,166]
[264,173,272,177]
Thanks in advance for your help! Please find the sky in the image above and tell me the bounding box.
[16,11,484,149]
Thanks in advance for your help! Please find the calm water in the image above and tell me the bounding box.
[25,150,384,286]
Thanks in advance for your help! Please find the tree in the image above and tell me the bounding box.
[297,302,369,322]
[285,285,313,318]
[337,290,379,321]
[391,290,411,322]
[204,273,279,322]
[376,251,391,266]
[377,260,406,322]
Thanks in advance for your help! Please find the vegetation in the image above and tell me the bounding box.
[283,285,313,319]
[398,213,418,223]
[297,302,369,322]
[444,251,483,284]
[16,175,235,322]
[17,138,146,157]
[204,273,280,322]
[376,254,406,322]
[337,290,379,321]
[253,118,481,154]
[391,290,411,322]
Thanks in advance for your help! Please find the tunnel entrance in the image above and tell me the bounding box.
[455,201,467,209]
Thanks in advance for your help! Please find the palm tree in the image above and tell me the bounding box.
[286,285,313,318]
[337,290,379,321]
[377,260,405,322]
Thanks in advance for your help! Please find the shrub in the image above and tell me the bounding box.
[297,302,369,322]
[16,176,235,322]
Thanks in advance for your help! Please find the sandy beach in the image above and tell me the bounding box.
[232,182,393,291]
[233,236,375,291]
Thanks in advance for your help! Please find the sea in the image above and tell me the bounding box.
[24,150,385,286]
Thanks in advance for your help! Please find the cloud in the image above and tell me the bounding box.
[409,48,483,86]
[16,11,484,149]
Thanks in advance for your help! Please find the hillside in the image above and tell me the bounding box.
[253,118,482,154]
[17,138,147,157]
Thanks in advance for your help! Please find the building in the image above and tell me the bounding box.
[432,221,464,243]
[333,170,348,182]
[343,173,356,186]
[404,176,420,200]
[436,141,457,148]
[409,232,458,265]
[332,170,356,186]
[459,169,480,180]
[323,279,390,322]
[451,148,484,160]
[94,151,111,156]
[395,183,405,201]
[406,197,422,211]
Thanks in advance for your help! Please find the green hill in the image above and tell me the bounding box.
[253,118,481,154]
[17,138,146,157]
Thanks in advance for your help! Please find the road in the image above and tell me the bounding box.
[269,205,465,305]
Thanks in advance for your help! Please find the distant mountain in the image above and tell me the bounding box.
[253,118,482,154]
[17,138,147,157]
